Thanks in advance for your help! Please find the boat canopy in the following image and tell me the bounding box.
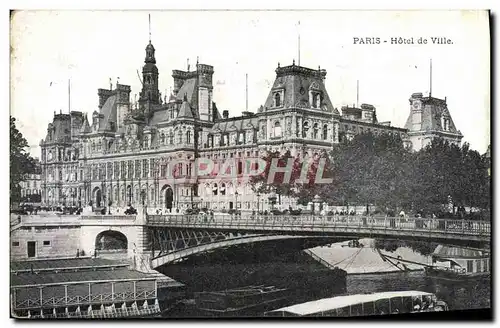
[432,245,488,260]
[266,291,434,317]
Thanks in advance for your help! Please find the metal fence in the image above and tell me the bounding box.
[146,214,491,238]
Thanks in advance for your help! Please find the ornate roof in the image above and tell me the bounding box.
[262,63,340,115]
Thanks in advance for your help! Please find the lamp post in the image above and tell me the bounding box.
[256,193,261,214]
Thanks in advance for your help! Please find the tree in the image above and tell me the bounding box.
[249,150,302,198]
[10,116,36,204]
[317,132,414,212]
[248,149,334,206]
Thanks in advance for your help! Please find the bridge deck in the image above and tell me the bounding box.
[146,215,490,247]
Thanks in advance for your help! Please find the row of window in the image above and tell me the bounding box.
[207,130,255,148]
[300,122,329,140]
[272,90,322,109]
[12,241,50,247]
[20,190,41,197]
[343,124,403,137]
[43,148,77,163]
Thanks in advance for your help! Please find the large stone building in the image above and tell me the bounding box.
[39,37,462,212]
[20,159,42,202]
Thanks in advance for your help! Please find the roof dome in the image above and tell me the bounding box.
[145,41,155,51]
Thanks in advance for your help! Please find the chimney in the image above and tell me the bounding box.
[222,110,229,119]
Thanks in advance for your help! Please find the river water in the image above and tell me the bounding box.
[161,242,490,317]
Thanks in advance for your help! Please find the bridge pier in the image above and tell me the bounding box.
[131,207,154,273]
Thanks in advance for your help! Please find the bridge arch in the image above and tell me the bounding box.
[150,234,341,268]
[95,230,128,251]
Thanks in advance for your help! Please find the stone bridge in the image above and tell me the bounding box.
[144,214,490,268]
[10,211,490,271]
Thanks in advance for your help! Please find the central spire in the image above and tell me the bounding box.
[145,14,156,64]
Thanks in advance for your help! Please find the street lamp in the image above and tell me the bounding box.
[256,193,261,214]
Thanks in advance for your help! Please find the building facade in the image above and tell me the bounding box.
[39,38,462,212]
[20,161,42,202]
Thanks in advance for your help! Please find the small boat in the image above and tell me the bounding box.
[264,291,448,317]
[195,285,291,316]
[425,245,490,282]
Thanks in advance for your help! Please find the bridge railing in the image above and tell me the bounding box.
[145,214,491,237]
[80,215,136,221]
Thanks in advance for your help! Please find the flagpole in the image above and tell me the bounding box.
[356,80,359,108]
[245,73,248,112]
[297,21,301,66]
[429,58,433,97]
[68,79,71,113]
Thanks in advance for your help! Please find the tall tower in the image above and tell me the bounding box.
[138,18,160,115]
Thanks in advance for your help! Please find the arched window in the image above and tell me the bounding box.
[178,131,183,143]
[91,142,96,152]
[302,122,309,138]
[177,163,183,176]
[213,183,218,196]
[313,123,319,139]
[323,124,328,140]
[98,140,102,151]
[220,183,226,196]
[169,132,174,144]
[273,121,282,138]
[274,92,281,107]
[187,131,192,144]
[160,133,165,144]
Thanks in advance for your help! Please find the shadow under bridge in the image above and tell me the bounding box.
[148,227,346,269]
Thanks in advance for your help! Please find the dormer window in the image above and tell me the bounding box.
[273,121,282,138]
[311,92,322,108]
[274,93,281,107]
[442,116,450,131]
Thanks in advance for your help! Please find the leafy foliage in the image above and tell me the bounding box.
[374,239,438,257]
[10,116,36,204]
[248,133,490,218]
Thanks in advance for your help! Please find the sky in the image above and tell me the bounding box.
[10,10,490,158]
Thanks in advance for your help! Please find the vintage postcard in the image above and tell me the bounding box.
[9,10,491,319]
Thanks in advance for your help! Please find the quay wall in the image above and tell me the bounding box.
[11,226,82,260]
